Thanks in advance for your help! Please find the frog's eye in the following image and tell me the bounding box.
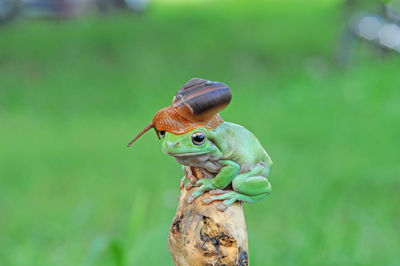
[160,131,166,139]
[191,132,206,145]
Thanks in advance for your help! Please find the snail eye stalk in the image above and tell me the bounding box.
[160,131,166,138]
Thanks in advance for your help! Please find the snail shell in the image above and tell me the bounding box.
[127,78,232,147]
[173,78,232,121]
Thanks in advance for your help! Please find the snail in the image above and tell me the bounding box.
[127,78,272,212]
[127,78,232,147]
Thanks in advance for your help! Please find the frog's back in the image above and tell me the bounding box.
[215,122,272,170]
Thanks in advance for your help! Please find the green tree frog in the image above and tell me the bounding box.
[161,121,272,211]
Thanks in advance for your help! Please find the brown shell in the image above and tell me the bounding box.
[127,78,232,147]
[173,78,232,121]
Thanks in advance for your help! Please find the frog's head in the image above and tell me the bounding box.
[161,127,218,157]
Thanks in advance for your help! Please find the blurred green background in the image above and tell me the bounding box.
[1,0,400,265]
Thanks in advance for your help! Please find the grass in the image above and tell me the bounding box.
[1,1,400,265]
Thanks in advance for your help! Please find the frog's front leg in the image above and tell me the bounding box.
[203,164,272,211]
[187,160,240,204]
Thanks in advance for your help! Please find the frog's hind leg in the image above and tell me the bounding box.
[232,165,271,195]
[203,165,272,211]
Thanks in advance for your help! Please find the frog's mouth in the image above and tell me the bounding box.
[167,151,209,157]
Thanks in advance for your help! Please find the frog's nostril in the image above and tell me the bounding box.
[176,142,180,146]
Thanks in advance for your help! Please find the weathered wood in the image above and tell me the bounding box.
[168,168,249,266]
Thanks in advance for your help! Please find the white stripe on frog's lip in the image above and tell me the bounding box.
[167,151,209,157]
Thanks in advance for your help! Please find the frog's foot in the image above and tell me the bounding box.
[182,166,197,190]
[180,175,197,190]
[184,176,197,190]
[179,166,196,190]
[202,192,239,210]
[203,192,269,212]
[187,178,216,204]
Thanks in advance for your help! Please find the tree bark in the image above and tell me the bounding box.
[168,168,249,266]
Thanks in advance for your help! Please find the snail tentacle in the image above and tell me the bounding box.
[127,122,154,147]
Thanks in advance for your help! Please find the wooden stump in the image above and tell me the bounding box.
[168,168,249,266]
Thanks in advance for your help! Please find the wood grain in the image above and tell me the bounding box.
[168,168,249,266]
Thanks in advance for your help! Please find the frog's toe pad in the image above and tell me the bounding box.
[217,203,228,212]
[203,197,213,204]
[187,195,195,204]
